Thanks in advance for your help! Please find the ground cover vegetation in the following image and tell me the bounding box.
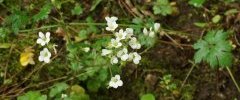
[1,0,240,99]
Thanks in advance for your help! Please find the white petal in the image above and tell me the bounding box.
[39,32,44,38]
[111,56,118,64]
[105,17,110,22]
[133,58,140,64]
[46,32,50,38]
[37,39,43,44]
[126,28,133,34]
[102,49,112,56]
[149,31,155,38]
[143,28,148,36]
[112,84,118,88]
[109,81,115,87]
[117,80,123,86]
[43,48,49,52]
[106,27,111,31]
[154,23,161,32]
[83,47,90,52]
[44,58,50,63]
[115,75,120,80]
[137,44,141,49]
[117,50,124,58]
[121,54,129,61]
[38,56,44,61]
[47,51,51,58]
[128,53,134,61]
[117,42,122,48]
[40,42,46,46]
[111,16,118,21]
[123,48,128,53]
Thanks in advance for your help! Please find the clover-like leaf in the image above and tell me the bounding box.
[193,30,233,68]
[189,0,206,7]
[153,0,173,16]
[17,91,47,100]
[49,82,69,98]
[33,3,52,22]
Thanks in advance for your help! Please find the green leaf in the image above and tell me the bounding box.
[224,9,238,16]
[139,34,156,47]
[33,3,52,22]
[0,27,9,39]
[71,85,85,94]
[193,30,233,68]
[132,17,143,25]
[87,79,101,92]
[6,10,29,34]
[153,0,173,16]
[140,93,155,100]
[71,4,83,15]
[189,0,205,7]
[68,93,89,100]
[86,16,98,33]
[212,15,221,23]
[97,68,108,82]
[193,46,209,63]
[194,22,207,28]
[0,43,13,49]
[70,61,83,71]
[78,30,88,40]
[49,82,69,98]
[17,91,47,100]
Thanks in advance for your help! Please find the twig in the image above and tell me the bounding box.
[180,60,196,91]
[163,32,184,49]
[226,67,240,93]
[159,40,192,47]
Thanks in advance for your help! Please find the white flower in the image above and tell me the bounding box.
[110,38,122,48]
[117,48,129,61]
[121,54,129,61]
[117,48,128,57]
[109,75,123,88]
[143,28,148,36]
[105,16,118,31]
[38,48,51,63]
[142,27,155,38]
[83,47,90,52]
[154,23,161,32]
[111,56,118,64]
[115,29,127,40]
[129,37,141,49]
[128,52,134,61]
[125,28,134,39]
[128,52,141,64]
[36,32,50,46]
[133,52,141,64]
[149,30,155,38]
[61,94,67,98]
[101,49,112,56]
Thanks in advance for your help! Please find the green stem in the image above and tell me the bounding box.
[226,67,240,93]
[180,60,196,91]
[19,22,142,33]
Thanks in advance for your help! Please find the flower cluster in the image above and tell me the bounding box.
[102,16,142,65]
[103,16,142,89]
[36,32,52,63]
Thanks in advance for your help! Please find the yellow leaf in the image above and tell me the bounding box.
[20,47,35,67]
[71,85,85,94]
